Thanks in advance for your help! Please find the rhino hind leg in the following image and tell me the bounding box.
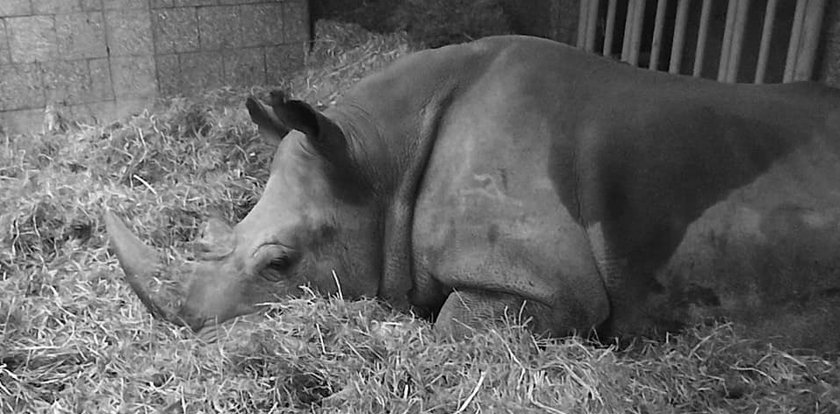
[434,289,593,340]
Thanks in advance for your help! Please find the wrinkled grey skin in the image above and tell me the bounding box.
[107,35,840,351]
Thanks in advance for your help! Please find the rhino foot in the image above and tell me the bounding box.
[435,289,605,340]
[434,289,535,340]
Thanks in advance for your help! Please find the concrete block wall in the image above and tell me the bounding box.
[0,0,308,135]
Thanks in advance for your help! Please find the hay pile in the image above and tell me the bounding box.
[1,21,838,413]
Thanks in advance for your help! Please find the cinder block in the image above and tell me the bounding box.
[88,57,114,101]
[56,12,107,60]
[0,63,44,111]
[111,98,154,120]
[180,51,223,94]
[42,57,116,106]
[32,0,81,14]
[150,0,174,9]
[152,8,199,53]
[283,0,308,43]
[198,5,241,50]
[41,59,90,104]
[7,15,56,63]
[105,9,153,56]
[65,102,102,125]
[0,20,10,65]
[155,53,180,96]
[65,98,151,126]
[172,0,217,7]
[110,56,157,98]
[265,43,304,86]
[81,0,103,12]
[102,0,149,10]
[241,3,284,47]
[0,0,32,17]
[0,108,44,136]
[223,47,264,87]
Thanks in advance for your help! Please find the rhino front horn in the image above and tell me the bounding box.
[104,211,186,327]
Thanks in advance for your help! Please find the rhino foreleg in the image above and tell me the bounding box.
[586,222,669,338]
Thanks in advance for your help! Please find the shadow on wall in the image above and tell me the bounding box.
[309,0,579,47]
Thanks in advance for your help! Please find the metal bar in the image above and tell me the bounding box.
[603,0,618,56]
[585,0,600,52]
[669,0,690,74]
[577,0,589,48]
[725,0,751,83]
[754,0,778,83]
[784,0,808,82]
[693,0,713,77]
[649,0,669,70]
[628,0,647,65]
[718,0,739,81]
[793,0,827,81]
[621,0,637,62]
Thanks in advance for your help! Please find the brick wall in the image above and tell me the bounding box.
[0,0,308,135]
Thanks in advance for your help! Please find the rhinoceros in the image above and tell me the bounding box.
[106,35,840,351]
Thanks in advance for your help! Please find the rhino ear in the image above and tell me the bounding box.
[246,95,291,145]
[266,91,353,169]
[266,89,323,139]
[266,91,370,201]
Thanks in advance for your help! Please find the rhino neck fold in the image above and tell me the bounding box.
[372,88,459,311]
[330,49,465,309]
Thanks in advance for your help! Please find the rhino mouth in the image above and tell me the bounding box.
[104,211,189,328]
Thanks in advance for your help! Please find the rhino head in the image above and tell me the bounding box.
[106,91,384,332]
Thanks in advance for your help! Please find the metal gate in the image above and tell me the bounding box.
[576,0,826,83]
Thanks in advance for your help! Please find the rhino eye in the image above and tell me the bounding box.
[261,256,294,282]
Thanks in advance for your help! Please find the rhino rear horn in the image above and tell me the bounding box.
[104,211,185,326]
[194,217,235,258]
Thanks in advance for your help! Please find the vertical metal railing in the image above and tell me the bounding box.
[576,0,827,83]
[754,0,778,83]
[692,0,713,77]
[669,0,691,74]
[787,0,826,82]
